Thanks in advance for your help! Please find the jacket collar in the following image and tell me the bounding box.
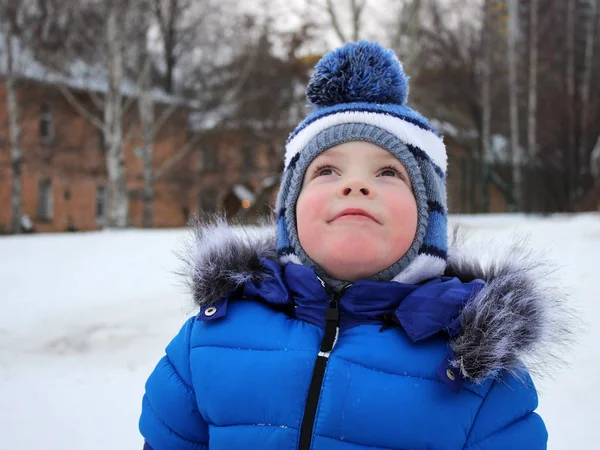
[179,215,575,385]
[237,257,483,339]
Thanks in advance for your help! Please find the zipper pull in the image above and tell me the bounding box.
[325,295,339,322]
[321,297,339,354]
[316,277,351,353]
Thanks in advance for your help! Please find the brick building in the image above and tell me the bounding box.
[0,77,280,233]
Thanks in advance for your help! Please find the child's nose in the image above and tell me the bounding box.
[340,179,372,197]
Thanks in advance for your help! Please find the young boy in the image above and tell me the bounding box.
[139,41,560,449]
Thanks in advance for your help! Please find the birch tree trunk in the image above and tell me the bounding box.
[579,0,598,175]
[3,18,23,234]
[566,0,576,197]
[138,61,155,229]
[507,0,522,211]
[527,0,539,211]
[104,5,128,228]
[527,0,538,162]
[480,2,492,213]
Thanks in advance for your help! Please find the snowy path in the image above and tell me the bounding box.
[1,216,598,449]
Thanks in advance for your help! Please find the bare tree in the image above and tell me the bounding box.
[151,0,213,94]
[103,4,128,228]
[132,0,215,227]
[385,0,423,76]
[37,0,140,228]
[326,0,600,213]
[388,0,422,47]
[130,1,290,226]
[132,2,175,229]
[138,61,155,228]
[1,9,23,233]
[579,0,598,176]
[0,0,45,233]
[323,0,367,43]
[507,0,522,210]
[38,0,186,228]
[480,0,492,212]
[152,13,303,179]
[566,0,577,197]
[527,0,539,163]
[152,0,183,94]
[592,136,600,187]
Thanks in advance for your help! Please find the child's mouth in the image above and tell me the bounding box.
[330,208,380,224]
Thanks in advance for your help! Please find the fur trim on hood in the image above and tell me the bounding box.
[178,216,575,384]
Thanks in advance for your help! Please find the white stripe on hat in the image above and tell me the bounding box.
[391,253,447,284]
[285,110,447,173]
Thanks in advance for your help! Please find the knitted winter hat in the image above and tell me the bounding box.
[276,41,448,285]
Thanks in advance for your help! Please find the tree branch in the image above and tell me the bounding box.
[153,0,167,37]
[122,121,138,147]
[152,101,180,136]
[351,0,366,41]
[325,0,348,43]
[89,90,105,111]
[155,133,202,179]
[58,84,104,129]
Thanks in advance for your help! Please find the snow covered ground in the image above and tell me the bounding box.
[1,214,598,450]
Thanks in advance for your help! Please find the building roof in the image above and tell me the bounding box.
[0,31,191,106]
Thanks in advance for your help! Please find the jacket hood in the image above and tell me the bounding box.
[178,216,575,384]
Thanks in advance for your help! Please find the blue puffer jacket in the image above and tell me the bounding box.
[140,222,564,449]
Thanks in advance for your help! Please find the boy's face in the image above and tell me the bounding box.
[296,141,418,282]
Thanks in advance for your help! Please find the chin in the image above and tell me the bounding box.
[332,236,383,259]
[324,261,382,281]
[318,244,389,281]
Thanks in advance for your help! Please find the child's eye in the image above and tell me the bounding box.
[313,165,337,177]
[380,168,398,177]
[378,165,405,179]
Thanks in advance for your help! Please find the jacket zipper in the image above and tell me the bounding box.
[298,279,348,450]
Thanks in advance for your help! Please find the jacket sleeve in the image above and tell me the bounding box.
[139,317,209,450]
[464,371,548,450]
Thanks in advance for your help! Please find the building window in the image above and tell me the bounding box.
[199,187,218,212]
[38,178,53,221]
[99,129,106,153]
[242,145,254,171]
[197,148,205,172]
[40,103,54,143]
[96,185,107,226]
[198,146,219,172]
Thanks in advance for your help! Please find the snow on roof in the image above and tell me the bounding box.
[0,31,192,106]
[261,175,279,188]
[232,184,256,203]
[188,103,239,132]
[430,119,459,138]
[427,119,528,165]
[488,135,528,165]
[188,103,303,133]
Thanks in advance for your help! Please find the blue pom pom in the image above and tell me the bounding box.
[306,41,408,108]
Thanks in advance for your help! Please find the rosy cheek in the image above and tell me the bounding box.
[386,191,417,233]
[296,189,328,249]
[298,190,326,220]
